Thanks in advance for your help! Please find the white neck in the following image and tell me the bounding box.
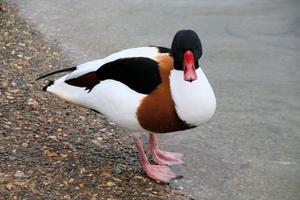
[169,68,216,126]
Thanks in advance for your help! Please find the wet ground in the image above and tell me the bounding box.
[3,0,300,199]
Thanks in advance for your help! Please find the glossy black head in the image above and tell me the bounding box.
[171,30,202,82]
[171,30,202,70]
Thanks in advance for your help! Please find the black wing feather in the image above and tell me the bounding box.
[65,57,162,94]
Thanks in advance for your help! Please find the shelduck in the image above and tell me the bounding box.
[37,30,216,183]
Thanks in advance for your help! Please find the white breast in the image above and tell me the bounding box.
[169,68,216,126]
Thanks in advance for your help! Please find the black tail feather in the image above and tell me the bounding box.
[36,66,77,81]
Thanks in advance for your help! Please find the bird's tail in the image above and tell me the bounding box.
[36,66,77,91]
[36,66,97,109]
[36,66,77,81]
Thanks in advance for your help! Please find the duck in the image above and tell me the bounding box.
[37,30,216,183]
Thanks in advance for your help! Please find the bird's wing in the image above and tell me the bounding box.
[65,56,162,94]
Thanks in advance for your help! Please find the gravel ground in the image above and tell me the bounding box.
[0,3,190,199]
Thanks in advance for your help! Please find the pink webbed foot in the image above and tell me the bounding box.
[133,137,180,183]
[149,133,184,166]
[151,149,184,166]
[144,164,180,183]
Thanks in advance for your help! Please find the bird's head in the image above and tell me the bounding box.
[170,30,202,82]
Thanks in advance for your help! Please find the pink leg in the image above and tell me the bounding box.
[133,136,179,183]
[148,133,184,166]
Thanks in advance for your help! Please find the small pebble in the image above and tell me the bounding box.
[106,181,115,187]
[13,170,26,178]
[5,183,15,190]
